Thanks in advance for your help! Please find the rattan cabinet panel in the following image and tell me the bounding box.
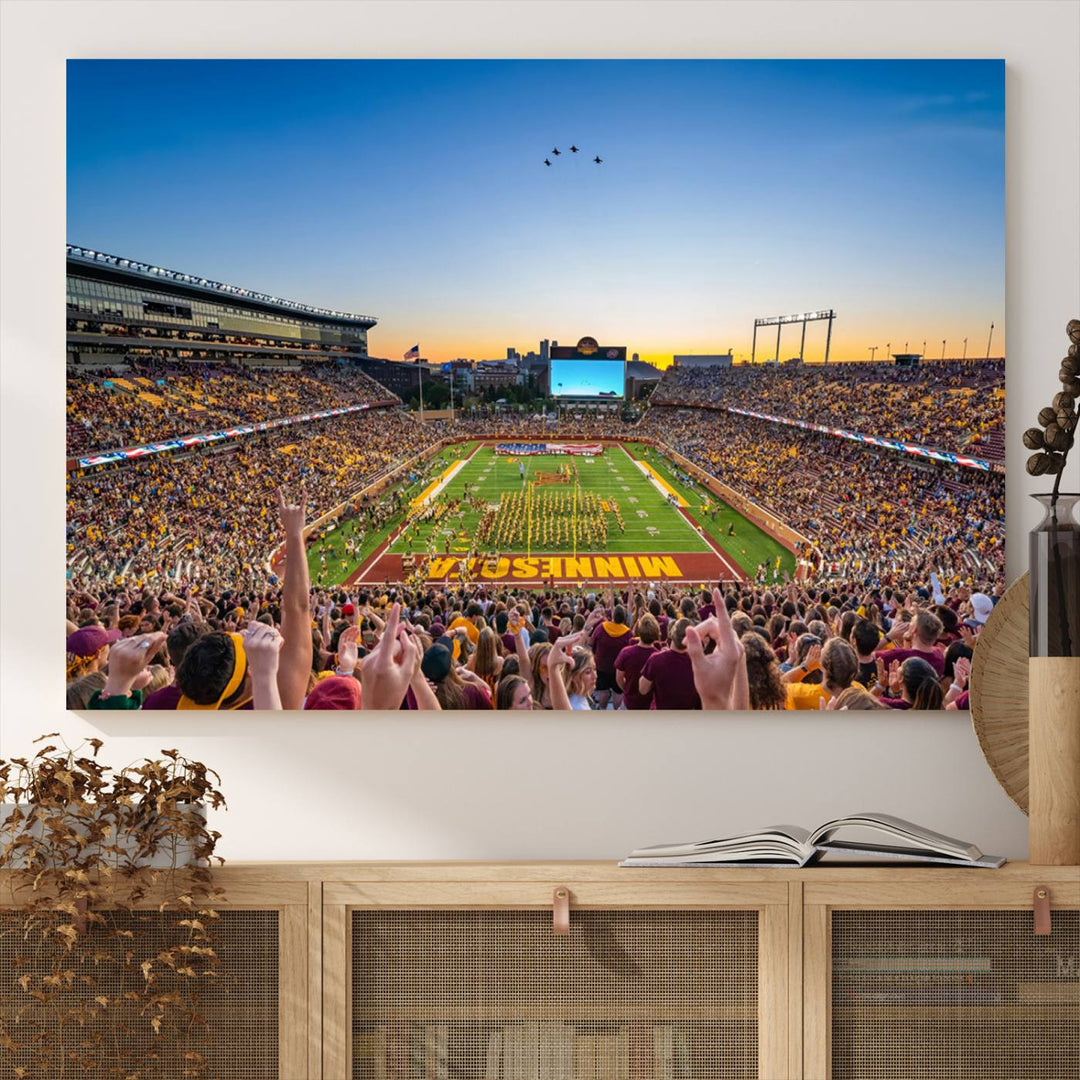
[830,909,1079,1079]
[351,909,759,1079]
[0,909,280,1080]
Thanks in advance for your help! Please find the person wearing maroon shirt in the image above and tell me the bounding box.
[874,609,946,677]
[646,597,670,643]
[696,588,716,621]
[589,604,632,709]
[639,619,702,710]
[614,614,663,710]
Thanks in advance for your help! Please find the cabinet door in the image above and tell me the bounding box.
[0,881,311,1080]
[804,878,1080,1080]
[324,879,790,1080]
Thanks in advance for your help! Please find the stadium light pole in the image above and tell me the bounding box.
[986,322,994,358]
[869,346,877,361]
[922,339,926,357]
[885,342,891,363]
[941,339,946,360]
[963,337,968,360]
[417,361,425,423]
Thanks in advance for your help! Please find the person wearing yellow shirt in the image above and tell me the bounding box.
[783,638,864,710]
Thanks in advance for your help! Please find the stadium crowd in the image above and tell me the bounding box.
[66,362,396,455]
[66,408,430,588]
[639,406,1004,591]
[67,502,986,712]
[651,359,1005,461]
[64,359,1006,712]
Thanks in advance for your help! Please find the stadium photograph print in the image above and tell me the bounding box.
[65,59,1005,712]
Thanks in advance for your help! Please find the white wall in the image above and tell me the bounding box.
[2,1,1077,862]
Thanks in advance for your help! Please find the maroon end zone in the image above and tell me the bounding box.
[346,549,739,587]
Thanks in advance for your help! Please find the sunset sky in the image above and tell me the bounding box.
[67,59,1004,368]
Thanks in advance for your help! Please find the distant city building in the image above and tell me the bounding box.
[473,359,522,391]
[672,352,734,369]
[540,339,550,362]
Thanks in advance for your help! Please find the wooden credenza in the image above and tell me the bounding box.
[4,862,1077,1080]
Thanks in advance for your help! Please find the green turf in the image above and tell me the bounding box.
[307,441,795,585]
[621,442,797,579]
[390,444,709,556]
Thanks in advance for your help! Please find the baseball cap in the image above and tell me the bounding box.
[66,625,120,658]
[341,603,356,616]
[970,593,994,625]
[421,644,454,683]
[304,675,361,710]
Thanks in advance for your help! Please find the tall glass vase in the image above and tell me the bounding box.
[1028,492,1080,865]
[1029,493,1080,657]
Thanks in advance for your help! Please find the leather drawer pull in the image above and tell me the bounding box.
[553,887,570,935]
[1033,886,1052,936]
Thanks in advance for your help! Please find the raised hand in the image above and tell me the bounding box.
[550,630,587,670]
[953,655,971,689]
[875,656,888,692]
[277,485,308,535]
[888,659,903,697]
[102,632,167,701]
[336,625,361,675]
[243,621,285,708]
[360,603,417,710]
[684,588,747,710]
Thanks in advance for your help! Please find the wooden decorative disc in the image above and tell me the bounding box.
[970,573,1030,814]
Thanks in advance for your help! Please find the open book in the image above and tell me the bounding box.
[619,812,1006,868]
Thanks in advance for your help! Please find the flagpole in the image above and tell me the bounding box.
[417,352,425,423]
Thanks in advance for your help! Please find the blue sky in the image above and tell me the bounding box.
[67,59,1004,366]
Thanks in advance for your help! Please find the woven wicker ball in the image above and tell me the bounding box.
[970,573,1029,813]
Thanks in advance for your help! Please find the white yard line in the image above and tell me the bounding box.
[412,444,481,508]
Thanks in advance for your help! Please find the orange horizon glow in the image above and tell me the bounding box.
[371,325,1006,370]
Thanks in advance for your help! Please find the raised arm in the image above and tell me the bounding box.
[547,630,584,712]
[275,487,313,711]
[685,588,748,710]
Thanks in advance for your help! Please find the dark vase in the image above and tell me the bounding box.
[1029,493,1080,657]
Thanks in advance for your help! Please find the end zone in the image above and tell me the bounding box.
[347,549,744,586]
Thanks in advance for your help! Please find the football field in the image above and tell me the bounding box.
[311,442,796,587]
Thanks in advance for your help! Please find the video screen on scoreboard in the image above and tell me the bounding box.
[550,359,625,399]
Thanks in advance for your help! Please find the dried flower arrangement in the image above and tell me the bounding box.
[1024,319,1079,481]
[0,736,227,1079]
[1024,319,1080,661]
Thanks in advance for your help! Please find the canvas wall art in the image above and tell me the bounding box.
[64,59,1005,711]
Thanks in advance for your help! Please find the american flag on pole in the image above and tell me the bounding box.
[403,344,420,360]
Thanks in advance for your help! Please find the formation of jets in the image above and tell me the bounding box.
[544,144,602,166]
